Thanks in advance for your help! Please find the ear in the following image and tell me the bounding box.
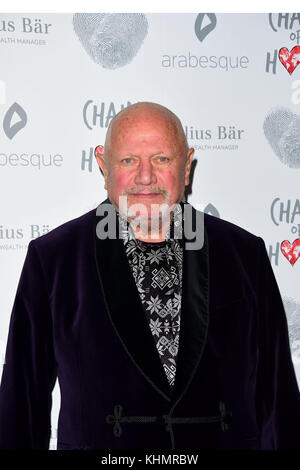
[94,145,108,189]
[184,147,194,186]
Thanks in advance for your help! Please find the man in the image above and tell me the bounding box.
[0,102,299,450]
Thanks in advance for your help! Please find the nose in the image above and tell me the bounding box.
[134,159,157,185]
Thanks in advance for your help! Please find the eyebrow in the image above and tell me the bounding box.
[120,152,167,158]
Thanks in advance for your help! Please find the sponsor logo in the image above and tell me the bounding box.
[162,13,248,71]
[3,102,27,140]
[194,13,217,42]
[83,100,133,130]
[161,53,249,70]
[269,197,300,266]
[0,152,63,169]
[184,124,245,152]
[0,85,63,168]
[271,198,300,233]
[0,224,50,240]
[266,13,300,74]
[0,224,51,250]
[0,16,52,46]
[82,100,134,172]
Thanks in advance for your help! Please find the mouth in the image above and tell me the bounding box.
[130,192,162,197]
[132,194,161,198]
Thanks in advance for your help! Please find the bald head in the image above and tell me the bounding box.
[104,102,189,163]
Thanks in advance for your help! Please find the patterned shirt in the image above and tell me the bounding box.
[117,205,183,390]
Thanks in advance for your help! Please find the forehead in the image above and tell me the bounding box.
[109,112,181,154]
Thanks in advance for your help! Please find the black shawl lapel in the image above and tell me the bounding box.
[93,198,209,405]
[171,203,209,404]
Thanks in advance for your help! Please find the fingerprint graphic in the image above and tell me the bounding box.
[263,107,300,168]
[283,295,300,364]
[73,13,148,69]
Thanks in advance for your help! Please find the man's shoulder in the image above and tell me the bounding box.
[191,207,261,254]
[203,211,258,242]
[29,205,97,253]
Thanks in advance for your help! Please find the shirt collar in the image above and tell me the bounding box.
[117,203,183,248]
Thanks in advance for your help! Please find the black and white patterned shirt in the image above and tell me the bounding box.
[118,206,183,391]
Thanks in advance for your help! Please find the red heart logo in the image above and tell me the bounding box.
[281,239,300,265]
[278,46,300,75]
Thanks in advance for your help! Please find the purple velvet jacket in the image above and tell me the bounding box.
[0,198,299,451]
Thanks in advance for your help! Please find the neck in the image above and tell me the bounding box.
[129,212,174,243]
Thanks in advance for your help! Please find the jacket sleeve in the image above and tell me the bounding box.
[255,236,300,449]
[0,240,57,449]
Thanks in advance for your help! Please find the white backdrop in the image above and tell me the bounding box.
[0,12,299,449]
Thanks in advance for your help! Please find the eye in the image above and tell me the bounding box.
[155,156,169,163]
[122,157,135,164]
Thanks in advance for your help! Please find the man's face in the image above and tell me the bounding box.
[96,110,194,227]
